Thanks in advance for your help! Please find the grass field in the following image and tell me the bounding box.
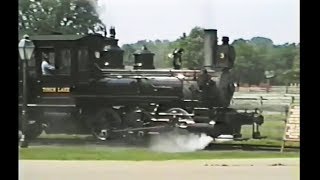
[228,114,299,147]
[19,146,299,160]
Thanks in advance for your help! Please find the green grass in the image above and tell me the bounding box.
[19,147,299,160]
[219,114,299,147]
[38,133,92,140]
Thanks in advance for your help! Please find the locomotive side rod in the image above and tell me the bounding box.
[110,125,173,133]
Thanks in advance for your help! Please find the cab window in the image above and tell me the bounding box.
[57,49,71,75]
[78,48,89,72]
[39,48,71,76]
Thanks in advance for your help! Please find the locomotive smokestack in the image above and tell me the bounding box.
[203,29,217,69]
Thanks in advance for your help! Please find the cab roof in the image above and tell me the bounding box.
[29,34,89,41]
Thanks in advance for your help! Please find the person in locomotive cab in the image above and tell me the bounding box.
[197,68,212,91]
[41,53,56,75]
[172,48,184,70]
[216,36,236,68]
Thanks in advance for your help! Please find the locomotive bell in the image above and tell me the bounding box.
[133,45,155,69]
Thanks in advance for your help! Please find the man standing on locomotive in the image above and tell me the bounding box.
[172,48,184,70]
[41,52,56,75]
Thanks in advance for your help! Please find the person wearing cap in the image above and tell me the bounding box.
[172,48,184,70]
[23,34,30,39]
[41,52,56,75]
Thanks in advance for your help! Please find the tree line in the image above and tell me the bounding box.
[19,0,299,85]
[122,27,299,85]
[19,0,105,36]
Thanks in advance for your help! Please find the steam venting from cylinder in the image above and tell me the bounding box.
[203,29,217,69]
[148,130,213,153]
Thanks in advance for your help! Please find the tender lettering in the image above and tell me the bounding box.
[57,87,70,92]
[42,87,56,92]
[42,87,70,93]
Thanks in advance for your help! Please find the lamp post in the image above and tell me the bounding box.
[264,70,275,93]
[18,35,35,148]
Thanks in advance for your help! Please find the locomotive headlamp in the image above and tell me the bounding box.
[18,35,35,60]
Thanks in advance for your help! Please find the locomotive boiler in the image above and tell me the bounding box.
[18,27,264,142]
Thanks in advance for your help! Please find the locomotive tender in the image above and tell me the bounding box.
[18,28,264,141]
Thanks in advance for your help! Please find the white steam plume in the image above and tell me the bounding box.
[149,130,213,153]
[88,0,114,28]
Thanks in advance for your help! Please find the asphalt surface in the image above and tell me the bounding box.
[19,158,299,180]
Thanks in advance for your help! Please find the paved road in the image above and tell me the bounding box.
[19,158,299,180]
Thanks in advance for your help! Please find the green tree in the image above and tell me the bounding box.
[19,0,104,36]
[122,44,136,66]
[120,26,300,85]
[232,37,300,85]
[275,45,300,84]
[122,40,173,68]
[173,27,205,69]
[232,39,266,85]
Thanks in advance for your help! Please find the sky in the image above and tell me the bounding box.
[96,0,299,46]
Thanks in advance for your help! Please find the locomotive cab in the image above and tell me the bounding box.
[19,34,113,136]
[30,34,104,93]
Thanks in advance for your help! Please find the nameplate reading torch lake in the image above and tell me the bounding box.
[42,87,70,93]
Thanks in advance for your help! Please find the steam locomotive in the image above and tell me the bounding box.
[18,27,264,142]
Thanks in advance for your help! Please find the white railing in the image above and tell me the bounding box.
[237,85,300,94]
[230,92,300,113]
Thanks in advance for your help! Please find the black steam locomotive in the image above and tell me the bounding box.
[18,28,264,142]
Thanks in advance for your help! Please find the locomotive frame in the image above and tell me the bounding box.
[18,28,265,143]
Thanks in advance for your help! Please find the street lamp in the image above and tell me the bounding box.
[18,35,35,148]
[264,70,275,93]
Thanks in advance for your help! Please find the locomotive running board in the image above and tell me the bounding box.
[18,104,76,108]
